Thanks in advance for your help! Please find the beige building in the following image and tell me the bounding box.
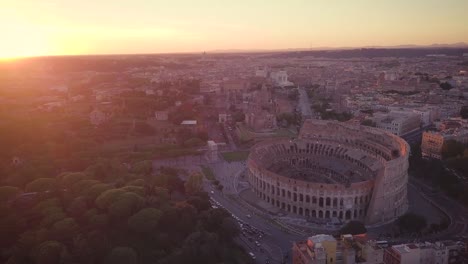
[362,241,385,264]
[247,120,409,225]
[421,131,445,159]
[421,118,468,159]
[373,111,421,136]
[293,235,335,264]
[293,236,464,264]
[244,85,278,132]
[89,109,112,126]
[154,110,169,121]
[384,244,421,264]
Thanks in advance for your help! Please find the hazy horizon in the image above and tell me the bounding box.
[1,0,468,59]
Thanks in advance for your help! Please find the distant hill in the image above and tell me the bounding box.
[260,47,468,59]
[209,42,468,53]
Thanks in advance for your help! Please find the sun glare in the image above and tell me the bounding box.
[0,25,53,59]
[0,22,87,60]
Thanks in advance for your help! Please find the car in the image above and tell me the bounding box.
[248,252,256,259]
[246,214,251,218]
[210,191,214,194]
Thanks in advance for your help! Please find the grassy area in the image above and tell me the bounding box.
[201,165,216,180]
[236,124,254,142]
[100,139,202,162]
[236,123,296,142]
[221,151,250,162]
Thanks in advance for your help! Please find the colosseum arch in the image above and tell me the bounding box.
[247,120,409,225]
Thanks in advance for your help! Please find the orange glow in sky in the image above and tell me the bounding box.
[1,0,467,59]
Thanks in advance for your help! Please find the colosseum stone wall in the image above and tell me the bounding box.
[247,119,409,225]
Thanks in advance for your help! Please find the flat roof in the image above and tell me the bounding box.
[181,120,197,125]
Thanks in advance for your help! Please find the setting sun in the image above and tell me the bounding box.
[0,22,51,59]
[0,16,87,60]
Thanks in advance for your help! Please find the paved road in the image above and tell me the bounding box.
[208,187,301,264]
[153,146,468,263]
[223,123,238,150]
[401,125,432,145]
[410,177,468,239]
[207,161,298,263]
[298,87,313,119]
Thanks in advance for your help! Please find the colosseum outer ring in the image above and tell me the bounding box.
[247,119,409,225]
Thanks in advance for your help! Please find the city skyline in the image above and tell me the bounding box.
[1,0,468,59]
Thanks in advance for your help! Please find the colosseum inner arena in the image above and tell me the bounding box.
[247,119,409,225]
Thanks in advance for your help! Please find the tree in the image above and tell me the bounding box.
[68,196,88,217]
[84,183,112,203]
[71,179,100,195]
[70,234,94,264]
[40,209,67,228]
[439,82,453,90]
[184,138,205,148]
[396,213,427,234]
[460,105,468,119]
[0,186,20,203]
[126,179,145,187]
[95,189,126,210]
[132,160,153,175]
[232,111,245,122]
[187,196,211,211]
[105,247,138,264]
[107,192,145,219]
[361,119,376,127]
[128,208,162,233]
[25,178,57,193]
[59,172,87,188]
[184,173,203,194]
[219,218,240,241]
[179,231,220,263]
[277,113,298,127]
[86,211,109,229]
[339,221,367,235]
[120,186,145,196]
[441,139,465,159]
[50,218,79,242]
[33,240,68,264]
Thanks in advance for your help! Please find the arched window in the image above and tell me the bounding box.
[345,210,351,220]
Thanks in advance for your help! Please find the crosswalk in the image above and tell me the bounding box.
[210,161,246,194]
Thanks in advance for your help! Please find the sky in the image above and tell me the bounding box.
[1,0,467,59]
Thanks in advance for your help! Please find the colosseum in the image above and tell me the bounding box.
[247,119,409,225]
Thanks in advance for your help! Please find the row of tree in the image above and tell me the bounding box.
[0,166,248,264]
